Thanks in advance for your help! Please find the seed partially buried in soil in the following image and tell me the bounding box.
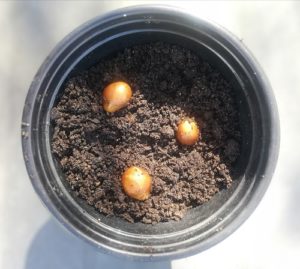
[121,166,152,201]
[102,81,132,112]
[176,119,200,145]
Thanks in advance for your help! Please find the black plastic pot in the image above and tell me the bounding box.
[22,5,279,260]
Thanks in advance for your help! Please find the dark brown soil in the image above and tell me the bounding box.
[51,42,241,224]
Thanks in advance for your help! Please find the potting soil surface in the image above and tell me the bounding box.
[51,42,241,224]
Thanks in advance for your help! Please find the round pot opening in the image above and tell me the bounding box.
[22,6,279,260]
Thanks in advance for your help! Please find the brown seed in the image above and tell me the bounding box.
[121,166,152,201]
[176,119,200,145]
[102,81,132,112]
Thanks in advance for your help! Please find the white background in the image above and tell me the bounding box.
[0,1,299,268]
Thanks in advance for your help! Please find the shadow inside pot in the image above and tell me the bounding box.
[25,219,172,269]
